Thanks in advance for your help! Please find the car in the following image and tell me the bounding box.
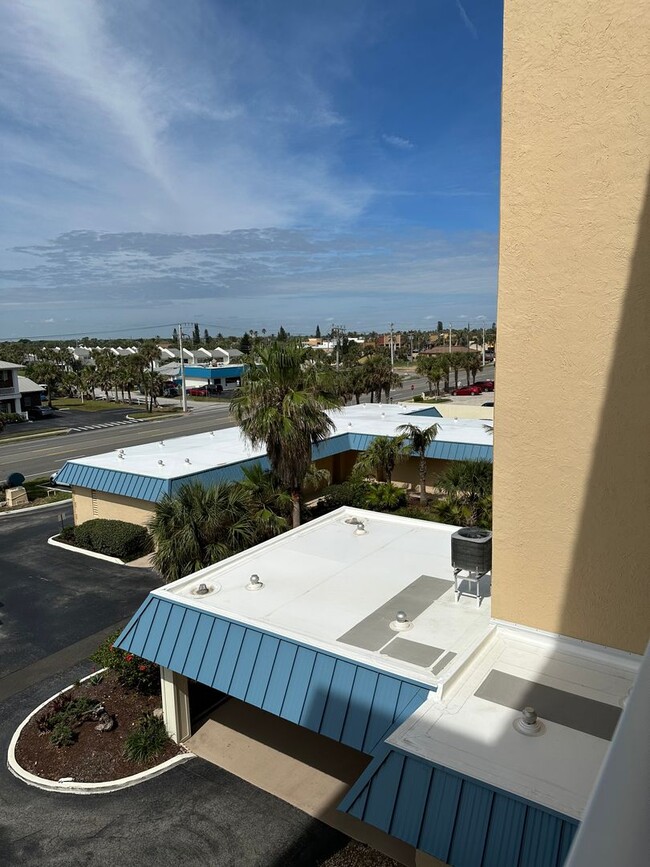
[473,380,495,392]
[162,386,178,397]
[187,385,223,397]
[451,385,483,396]
[482,401,494,407]
[27,405,55,419]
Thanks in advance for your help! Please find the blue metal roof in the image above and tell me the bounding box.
[55,462,170,501]
[182,365,244,380]
[339,746,578,867]
[406,406,444,418]
[57,426,492,501]
[116,594,430,754]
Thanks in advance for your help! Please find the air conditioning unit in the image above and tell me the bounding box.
[451,527,492,574]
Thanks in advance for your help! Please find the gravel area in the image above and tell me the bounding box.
[320,840,401,866]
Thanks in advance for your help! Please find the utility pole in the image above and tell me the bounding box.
[333,324,345,370]
[178,323,188,413]
[389,322,395,369]
[448,324,452,353]
[477,315,486,366]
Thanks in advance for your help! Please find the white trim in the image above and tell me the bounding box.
[47,536,125,564]
[7,668,194,795]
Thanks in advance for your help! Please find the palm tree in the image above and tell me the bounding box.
[353,434,410,484]
[237,465,292,542]
[148,481,258,583]
[231,340,343,528]
[396,422,440,504]
[433,459,493,528]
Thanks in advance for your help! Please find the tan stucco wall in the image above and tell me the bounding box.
[314,452,452,492]
[72,487,156,527]
[493,1,650,653]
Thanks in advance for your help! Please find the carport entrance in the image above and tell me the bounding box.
[187,698,430,867]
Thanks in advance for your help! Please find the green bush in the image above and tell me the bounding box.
[50,722,76,748]
[74,518,153,561]
[413,395,423,402]
[123,713,169,763]
[57,525,77,543]
[362,483,407,512]
[91,631,160,695]
[312,479,372,516]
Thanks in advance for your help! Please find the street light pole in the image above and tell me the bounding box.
[390,322,395,369]
[178,324,188,413]
[476,315,486,367]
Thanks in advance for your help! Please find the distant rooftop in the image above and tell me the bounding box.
[60,403,493,482]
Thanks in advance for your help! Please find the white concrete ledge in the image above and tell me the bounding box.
[7,668,194,795]
[0,499,72,518]
[48,536,126,564]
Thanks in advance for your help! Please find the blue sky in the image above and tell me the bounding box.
[0,0,503,339]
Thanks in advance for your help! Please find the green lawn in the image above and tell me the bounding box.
[52,397,134,412]
[24,476,72,505]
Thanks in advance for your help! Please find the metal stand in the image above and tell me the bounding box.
[453,567,487,607]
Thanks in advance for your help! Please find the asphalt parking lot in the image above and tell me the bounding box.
[0,661,347,867]
[0,506,159,687]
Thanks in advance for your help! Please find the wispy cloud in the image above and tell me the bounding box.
[382,134,415,150]
[454,0,478,39]
[0,227,497,336]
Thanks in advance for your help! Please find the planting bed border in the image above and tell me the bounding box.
[7,668,194,795]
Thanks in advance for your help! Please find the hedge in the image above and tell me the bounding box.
[73,518,153,561]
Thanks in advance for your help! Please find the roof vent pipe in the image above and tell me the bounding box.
[158,459,164,466]
[390,610,413,632]
[246,573,264,591]
[513,706,544,736]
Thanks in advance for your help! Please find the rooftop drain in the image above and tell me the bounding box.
[390,610,413,632]
[246,573,264,591]
[190,582,220,597]
[513,706,545,737]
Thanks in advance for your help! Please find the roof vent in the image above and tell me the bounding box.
[345,516,367,535]
[117,449,125,459]
[246,573,264,591]
[184,458,191,464]
[209,431,215,437]
[159,441,165,446]
[158,459,164,466]
[451,527,492,574]
[190,581,219,597]
[513,706,544,736]
[390,610,412,632]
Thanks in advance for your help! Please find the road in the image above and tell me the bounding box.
[0,403,235,481]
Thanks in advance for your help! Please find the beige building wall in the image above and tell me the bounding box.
[493,1,650,653]
[72,487,156,527]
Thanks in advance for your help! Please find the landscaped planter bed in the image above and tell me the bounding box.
[14,671,182,783]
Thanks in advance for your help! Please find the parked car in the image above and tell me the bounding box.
[162,386,178,397]
[474,380,495,392]
[27,405,55,419]
[482,401,494,407]
[186,385,223,397]
[451,385,483,396]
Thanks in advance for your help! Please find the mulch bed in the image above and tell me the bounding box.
[15,671,183,783]
[320,840,401,866]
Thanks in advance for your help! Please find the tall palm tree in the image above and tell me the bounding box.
[397,422,440,504]
[231,340,343,528]
[353,434,410,484]
[148,481,257,583]
[237,464,292,542]
[433,459,493,528]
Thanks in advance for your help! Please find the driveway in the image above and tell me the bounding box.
[0,662,348,867]
[0,506,159,692]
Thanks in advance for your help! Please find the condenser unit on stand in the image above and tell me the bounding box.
[451,527,492,606]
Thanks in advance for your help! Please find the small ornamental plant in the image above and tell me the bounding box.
[123,713,169,763]
[91,631,159,695]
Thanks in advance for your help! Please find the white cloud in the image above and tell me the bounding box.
[382,134,414,150]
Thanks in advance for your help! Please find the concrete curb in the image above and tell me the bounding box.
[0,500,72,518]
[47,536,126,565]
[7,668,194,795]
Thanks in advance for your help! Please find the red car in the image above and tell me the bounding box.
[451,385,483,396]
[474,380,495,392]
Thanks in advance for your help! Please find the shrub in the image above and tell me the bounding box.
[312,479,372,516]
[413,395,423,402]
[361,483,407,512]
[74,518,153,561]
[91,631,159,695]
[57,525,77,544]
[123,713,169,763]
[50,722,75,748]
[0,412,27,425]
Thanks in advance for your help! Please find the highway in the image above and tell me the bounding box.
[0,370,487,481]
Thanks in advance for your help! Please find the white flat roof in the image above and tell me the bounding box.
[64,403,493,480]
[156,507,493,688]
[387,623,639,819]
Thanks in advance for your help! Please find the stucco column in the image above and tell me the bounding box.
[160,666,191,743]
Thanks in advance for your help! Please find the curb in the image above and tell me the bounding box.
[0,500,72,519]
[7,668,194,795]
[47,536,126,565]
